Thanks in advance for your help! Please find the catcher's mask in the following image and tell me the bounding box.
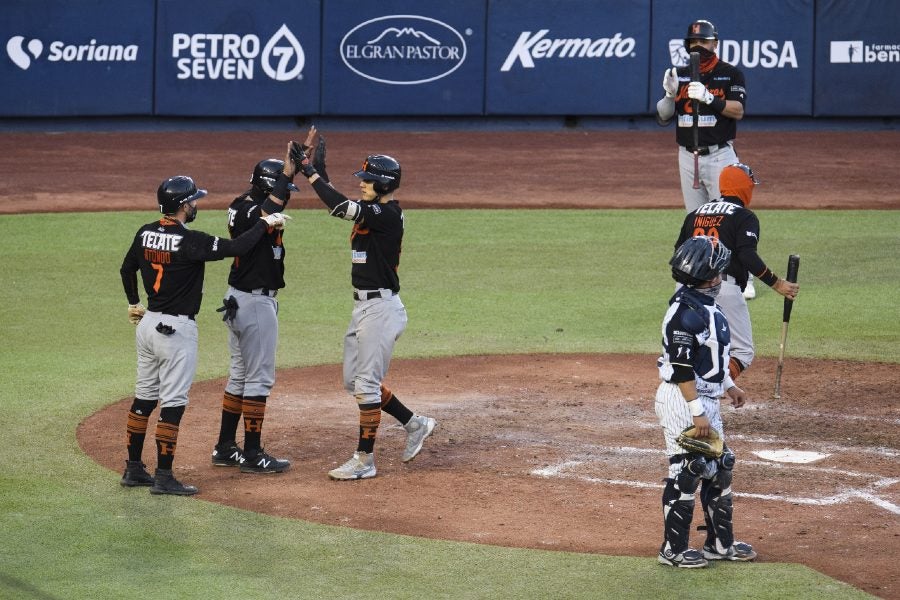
[684,19,718,50]
[719,162,759,207]
[251,159,298,194]
[157,175,207,215]
[671,235,731,286]
[353,154,401,195]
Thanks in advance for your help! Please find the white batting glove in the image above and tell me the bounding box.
[662,67,678,98]
[261,212,292,229]
[687,81,714,105]
[127,303,146,325]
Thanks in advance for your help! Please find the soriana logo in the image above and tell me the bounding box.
[340,15,467,85]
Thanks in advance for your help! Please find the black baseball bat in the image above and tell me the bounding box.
[774,254,801,399]
[689,51,701,189]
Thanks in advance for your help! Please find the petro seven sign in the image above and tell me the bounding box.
[340,15,468,85]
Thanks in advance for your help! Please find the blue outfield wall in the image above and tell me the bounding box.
[0,0,898,117]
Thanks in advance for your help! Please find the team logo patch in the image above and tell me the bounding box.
[371,204,382,214]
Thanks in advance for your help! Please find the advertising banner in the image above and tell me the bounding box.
[154,0,320,116]
[321,0,486,115]
[815,0,900,116]
[486,0,650,115]
[650,0,814,116]
[1,0,154,116]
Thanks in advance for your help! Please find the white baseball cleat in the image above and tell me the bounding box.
[743,278,756,299]
[328,451,376,480]
[402,415,437,462]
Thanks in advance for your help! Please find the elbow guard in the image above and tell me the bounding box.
[330,199,360,221]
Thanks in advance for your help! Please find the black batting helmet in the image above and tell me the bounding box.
[157,176,207,215]
[251,159,298,194]
[670,235,731,286]
[353,154,401,194]
[684,19,718,50]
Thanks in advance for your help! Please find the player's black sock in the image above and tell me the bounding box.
[155,405,185,471]
[126,398,158,462]
[217,392,243,445]
[380,384,413,425]
[242,396,267,455]
[357,403,381,454]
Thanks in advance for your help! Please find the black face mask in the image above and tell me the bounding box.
[693,46,717,60]
[184,204,198,223]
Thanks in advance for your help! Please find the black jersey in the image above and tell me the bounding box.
[675,197,775,291]
[311,179,403,292]
[225,190,286,291]
[671,59,746,148]
[121,217,266,316]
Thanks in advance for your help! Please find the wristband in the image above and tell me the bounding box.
[686,398,705,417]
[710,96,726,113]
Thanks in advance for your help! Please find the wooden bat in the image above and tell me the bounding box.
[773,255,801,399]
[690,51,701,190]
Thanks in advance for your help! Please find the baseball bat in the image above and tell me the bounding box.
[690,52,701,190]
[773,254,801,399]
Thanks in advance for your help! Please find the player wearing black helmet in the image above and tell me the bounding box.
[290,128,436,481]
[655,236,756,568]
[210,139,308,474]
[119,176,287,495]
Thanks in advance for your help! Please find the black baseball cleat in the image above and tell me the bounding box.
[240,448,290,474]
[120,460,154,487]
[150,469,198,496]
[211,441,245,467]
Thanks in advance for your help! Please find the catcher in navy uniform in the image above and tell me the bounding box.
[655,236,756,568]
[120,176,287,495]
[291,129,437,481]
[211,136,313,474]
[674,163,799,381]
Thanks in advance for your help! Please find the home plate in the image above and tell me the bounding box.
[754,449,831,463]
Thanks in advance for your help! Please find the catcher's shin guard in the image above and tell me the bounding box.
[660,477,700,556]
[700,478,735,552]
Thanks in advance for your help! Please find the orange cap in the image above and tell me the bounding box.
[719,164,756,206]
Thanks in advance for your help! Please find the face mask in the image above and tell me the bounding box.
[185,204,197,223]
[694,46,716,60]
[696,282,721,298]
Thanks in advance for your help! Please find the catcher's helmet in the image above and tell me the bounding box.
[157,176,207,215]
[353,154,401,194]
[670,235,731,286]
[719,162,759,206]
[251,158,298,194]
[684,19,718,50]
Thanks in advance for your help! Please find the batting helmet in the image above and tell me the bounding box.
[157,176,207,215]
[251,158,299,194]
[670,235,731,286]
[353,154,401,194]
[684,19,718,50]
[719,162,759,206]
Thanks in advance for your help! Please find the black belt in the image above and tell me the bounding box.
[684,143,728,156]
[354,290,393,301]
[234,287,278,297]
[162,312,195,321]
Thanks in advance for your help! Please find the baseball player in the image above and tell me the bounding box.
[674,163,799,380]
[211,137,311,474]
[120,175,287,495]
[656,19,756,298]
[656,236,756,568]
[291,129,437,480]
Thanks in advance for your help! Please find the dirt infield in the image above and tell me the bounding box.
[2,129,899,212]
[6,127,895,597]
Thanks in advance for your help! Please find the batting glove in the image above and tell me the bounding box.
[662,67,678,98]
[261,212,292,229]
[127,303,146,325]
[687,81,714,105]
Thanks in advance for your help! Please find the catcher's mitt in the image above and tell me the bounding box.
[675,425,723,458]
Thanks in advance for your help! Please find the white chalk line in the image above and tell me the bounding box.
[531,447,900,516]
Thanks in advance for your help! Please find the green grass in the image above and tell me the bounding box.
[0,209,893,599]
